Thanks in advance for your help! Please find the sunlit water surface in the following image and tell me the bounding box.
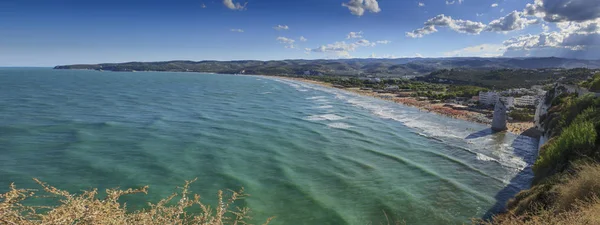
[0,68,538,224]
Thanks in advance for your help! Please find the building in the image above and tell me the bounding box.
[514,96,537,106]
[479,91,499,105]
[500,96,515,108]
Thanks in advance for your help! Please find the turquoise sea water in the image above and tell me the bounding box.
[0,68,538,224]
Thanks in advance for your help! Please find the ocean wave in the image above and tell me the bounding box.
[327,122,354,129]
[307,96,327,100]
[305,114,345,121]
[476,153,496,162]
[315,105,333,109]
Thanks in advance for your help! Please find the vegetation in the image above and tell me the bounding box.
[55,57,600,78]
[483,163,600,225]
[508,109,535,122]
[308,76,488,101]
[0,178,272,225]
[489,92,600,224]
[581,72,600,92]
[418,68,596,89]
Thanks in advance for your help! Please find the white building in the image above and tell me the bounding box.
[479,91,499,105]
[515,96,537,106]
[500,96,514,108]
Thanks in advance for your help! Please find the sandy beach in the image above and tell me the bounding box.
[275,76,536,136]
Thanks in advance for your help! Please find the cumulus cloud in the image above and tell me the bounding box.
[355,39,376,47]
[418,2,425,7]
[486,11,540,32]
[310,37,379,57]
[525,0,600,22]
[273,25,289,30]
[406,25,438,38]
[347,31,363,39]
[542,23,550,32]
[406,14,486,37]
[223,0,246,10]
[342,0,381,16]
[444,44,506,57]
[230,29,244,32]
[299,36,308,42]
[376,40,391,44]
[491,3,498,8]
[502,18,600,59]
[276,36,296,48]
[446,0,464,5]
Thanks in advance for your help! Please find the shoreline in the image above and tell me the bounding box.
[270,75,536,137]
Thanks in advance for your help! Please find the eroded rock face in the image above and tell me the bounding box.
[492,101,507,131]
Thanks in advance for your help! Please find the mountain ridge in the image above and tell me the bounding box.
[54,57,600,77]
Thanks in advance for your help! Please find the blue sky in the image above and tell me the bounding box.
[1,0,599,66]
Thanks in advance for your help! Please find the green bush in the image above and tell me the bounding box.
[534,120,597,175]
[589,77,600,92]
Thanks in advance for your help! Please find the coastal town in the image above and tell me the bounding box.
[294,70,600,136]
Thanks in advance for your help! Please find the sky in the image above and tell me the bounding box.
[1,0,599,66]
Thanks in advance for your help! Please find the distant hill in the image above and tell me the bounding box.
[54,57,600,77]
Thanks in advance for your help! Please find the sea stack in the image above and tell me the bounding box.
[492,100,508,131]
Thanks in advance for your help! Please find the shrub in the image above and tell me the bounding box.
[589,76,600,92]
[556,163,600,211]
[0,178,272,225]
[534,120,597,176]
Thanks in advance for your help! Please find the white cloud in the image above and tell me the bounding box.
[223,0,246,10]
[376,40,391,44]
[347,31,363,39]
[445,0,463,5]
[201,4,206,8]
[406,14,486,38]
[491,3,498,8]
[355,39,376,47]
[277,37,297,49]
[418,2,425,7]
[486,11,539,32]
[276,36,296,48]
[230,29,244,32]
[444,44,506,57]
[542,23,550,32]
[273,25,289,31]
[368,53,398,58]
[304,48,311,55]
[310,38,379,57]
[299,36,308,42]
[502,18,600,59]
[342,0,381,16]
[406,25,437,38]
[524,0,600,22]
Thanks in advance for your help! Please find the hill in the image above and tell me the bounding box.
[54,57,600,77]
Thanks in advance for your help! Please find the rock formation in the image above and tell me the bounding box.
[492,100,507,131]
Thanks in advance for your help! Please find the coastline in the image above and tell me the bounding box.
[270,75,536,137]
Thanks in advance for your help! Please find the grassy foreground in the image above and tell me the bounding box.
[0,178,272,225]
[482,88,600,224]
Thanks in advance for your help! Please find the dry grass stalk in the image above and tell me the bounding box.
[0,178,272,225]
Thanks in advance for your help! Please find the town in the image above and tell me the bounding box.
[304,69,600,135]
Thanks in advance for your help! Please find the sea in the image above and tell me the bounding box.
[0,68,539,224]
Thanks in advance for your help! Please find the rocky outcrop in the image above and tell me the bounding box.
[492,100,508,131]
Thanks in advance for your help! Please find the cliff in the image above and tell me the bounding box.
[486,78,600,224]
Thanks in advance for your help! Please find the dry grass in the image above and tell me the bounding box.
[482,163,600,225]
[0,178,273,225]
[555,163,600,211]
[479,196,600,225]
